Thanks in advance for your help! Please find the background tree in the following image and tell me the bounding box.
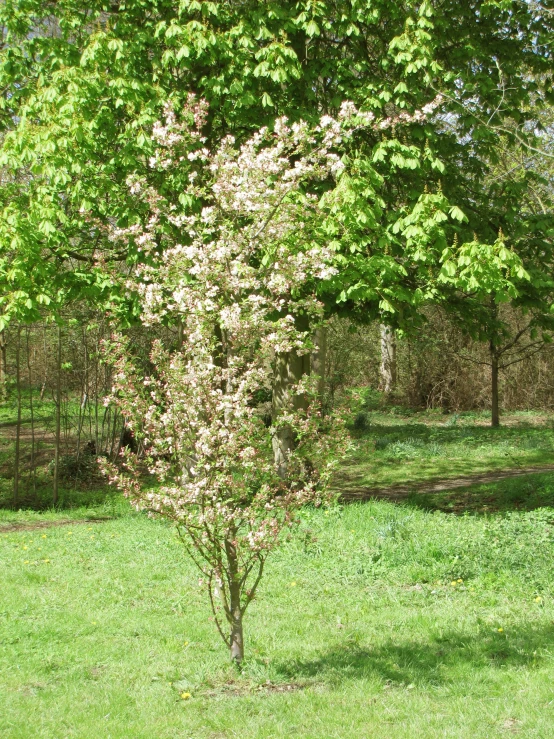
[2,0,552,333]
[438,98,554,427]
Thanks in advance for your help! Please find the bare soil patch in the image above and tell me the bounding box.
[201,679,310,699]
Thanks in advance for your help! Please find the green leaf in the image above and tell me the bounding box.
[261,92,273,107]
[305,20,320,37]
[449,206,467,223]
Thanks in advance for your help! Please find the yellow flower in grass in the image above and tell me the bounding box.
[497,628,504,633]
[181,692,191,700]
[535,596,543,603]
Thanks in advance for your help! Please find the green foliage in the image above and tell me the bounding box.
[1,0,553,328]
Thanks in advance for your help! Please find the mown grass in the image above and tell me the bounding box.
[2,401,554,736]
[2,489,554,738]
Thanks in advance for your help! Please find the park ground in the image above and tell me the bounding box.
[1,405,554,738]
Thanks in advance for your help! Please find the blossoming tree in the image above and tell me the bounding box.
[104,95,447,662]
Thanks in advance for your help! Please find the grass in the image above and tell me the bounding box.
[2,389,553,508]
[2,401,554,736]
[2,490,554,738]
[407,472,554,514]
[342,407,554,492]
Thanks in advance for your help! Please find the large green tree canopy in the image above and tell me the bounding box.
[1,0,553,326]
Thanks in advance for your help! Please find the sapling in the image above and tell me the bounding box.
[103,95,443,662]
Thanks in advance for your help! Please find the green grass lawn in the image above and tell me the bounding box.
[2,404,554,737]
[341,408,554,493]
[2,486,554,738]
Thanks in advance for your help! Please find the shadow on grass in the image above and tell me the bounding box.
[339,421,554,497]
[278,622,554,687]
[403,473,554,515]
[349,419,554,444]
[0,481,123,514]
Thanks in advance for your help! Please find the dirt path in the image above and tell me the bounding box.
[338,464,554,503]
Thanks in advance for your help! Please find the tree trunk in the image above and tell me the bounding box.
[0,330,6,400]
[53,325,62,506]
[491,343,500,428]
[271,348,310,478]
[225,538,244,663]
[379,324,397,395]
[40,324,48,400]
[26,327,37,495]
[94,332,100,454]
[13,327,22,507]
[310,325,327,403]
[229,597,244,664]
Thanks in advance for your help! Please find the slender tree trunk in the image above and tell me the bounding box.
[40,324,48,400]
[53,325,62,506]
[379,324,397,395]
[225,538,244,664]
[76,327,88,461]
[94,333,100,453]
[310,325,327,403]
[229,589,244,664]
[13,327,22,507]
[26,327,36,495]
[490,342,500,428]
[100,406,110,456]
[109,410,119,459]
[0,330,6,400]
[271,348,310,478]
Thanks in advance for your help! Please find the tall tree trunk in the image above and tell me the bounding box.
[271,348,310,478]
[13,327,22,507]
[225,538,244,664]
[379,324,397,395]
[0,329,6,400]
[26,327,37,495]
[94,331,100,454]
[76,326,88,461]
[310,325,327,404]
[40,324,48,400]
[490,342,500,428]
[53,324,62,506]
